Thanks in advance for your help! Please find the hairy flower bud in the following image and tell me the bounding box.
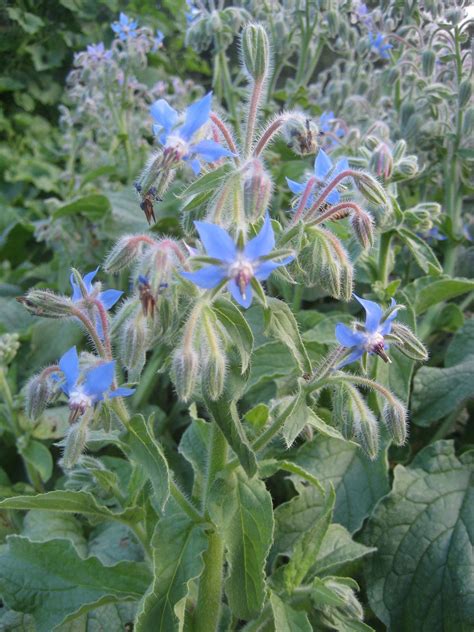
[422,49,436,77]
[242,159,272,221]
[332,385,354,440]
[172,347,200,402]
[281,113,319,155]
[324,579,364,621]
[383,399,408,445]
[458,80,472,109]
[389,322,429,361]
[370,142,393,180]
[241,23,270,81]
[355,172,389,207]
[392,139,407,163]
[351,210,374,249]
[62,417,89,470]
[396,155,419,178]
[348,387,379,459]
[25,374,52,421]
[0,333,20,366]
[17,291,74,318]
[105,235,155,273]
[120,313,149,379]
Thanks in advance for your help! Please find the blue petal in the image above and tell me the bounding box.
[244,214,275,261]
[354,294,383,334]
[83,361,115,400]
[194,221,237,262]
[70,273,82,302]
[337,348,365,369]
[99,289,123,310]
[335,323,366,348]
[178,92,212,142]
[333,157,349,177]
[59,346,80,394]
[326,189,340,205]
[181,265,227,289]
[228,279,253,309]
[254,255,294,281]
[286,177,306,196]
[314,149,333,179]
[150,99,178,140]
[108,386,135,398]
[380,299,399,335]
[191,139,233,162]
[83,268,99,293]
[188,158,201,174]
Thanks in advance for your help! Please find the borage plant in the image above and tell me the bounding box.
[4,23,428,632]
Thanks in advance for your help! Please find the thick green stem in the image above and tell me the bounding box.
[194,530,225,632]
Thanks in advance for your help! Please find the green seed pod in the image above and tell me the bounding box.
[383,399,408,445]
[349,387,379,459]
[200,310,227,401]
[324,579,364,621]
[463,107,474,136]
[62,417,89,470]
[241,23,270,82]
[18,290,74,318]
[396,155,419,178]
[332,385,354,440]
[370,142,394,180]
[389,322,429,361]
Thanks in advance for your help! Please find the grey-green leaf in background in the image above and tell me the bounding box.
[362,441,474,632]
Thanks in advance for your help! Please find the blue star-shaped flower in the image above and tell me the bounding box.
[86,42,112,62]
[181,214,294,308]
[152,30,165,52]
[150,92,233,174]
[58,346,134,419]
[70,268,123,338]
[335,295,399,367]
[111,13,138,41]
[185,0,200,24]
[368,32,393,59]
[319,111,344,137]
[286,148,349,207]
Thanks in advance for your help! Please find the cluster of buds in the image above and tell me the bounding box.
[0,333,20,366]
[184,1,250,53]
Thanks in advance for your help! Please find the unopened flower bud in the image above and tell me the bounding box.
[105,235,155,273]
[17,291,74,318]
[332,386,354,440]
[389,322,429,361]
[241,23,270,82]
[324,580,364,621]
[282,113,319,155]
[355,411,379,460]
[172,347,199,402]
[396,155,418,178]
[383,399,408,445]
[202,350,227,401]
[351,210,374,249]
[463,107,474,135]
[0,333,20,366]
[459,80,472,109]
[242,159,272,221]
[422,49,436,77]
[25,374,52,420]
[355,172,389,207]
[120,313,149,379]
[370,143,393,180]
[392,139,407,162]
[62,417,89,470]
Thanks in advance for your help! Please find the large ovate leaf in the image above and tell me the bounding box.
[312,524,376,576]
[52,194,111,220]
[445,318,474,367]
[135,509,207,632]
[362,441,474,631]
[0,536,151,632]
[209,468,274,620]
[405,276,474,315]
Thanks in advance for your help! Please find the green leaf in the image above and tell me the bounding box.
[362,441,474,632]
[245,341,298,393]
[213,297,254,372]
[405,276,474,315]
[411,358,474,426]
[0,536,151,632]
[81,165,117,187]
[17,439,52,483]
[0,490,143,525]
[259,458,324,494]
[266,297,312,374]
[446,318,474,367]
[312,524,376,576]
[270,591,312,632]
[209,468,274,620]
[291,435,389,532]
[21,510,87,556]
[397,227,442,275]
[280,382,309,447]
[135,510,207,631]
[88,522,144,565]
[52,195,111,220]
[284,487,335,591]
[205,397,257,478]
[180,162,232,198]
[125,414,170,511]
[178,416,210,499]
[244,403,269,430]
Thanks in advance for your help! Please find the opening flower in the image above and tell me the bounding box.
[86,43,112,62]
[70,268,123,338]
[335,295,399,367]
[150,92,233,173]
[152,30,165,52]
[286,148,349,207]
[368,32,393,59]
[111,13,138,41]
[58,346,134,421]
[181,214,294,308]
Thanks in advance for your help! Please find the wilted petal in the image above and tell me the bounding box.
[59,346,80,395]
[314,148,333,178]
[228,278,253,309]
[150,99,178,140]
[335,323,366,348]
[181,265,227,289]
[99,289,123,310]
[191,139,233,162]
[194,221,237,262]
[83,361,115,401]
[244,214,275,260]
[179,92,212,142]
[354,294,383,333]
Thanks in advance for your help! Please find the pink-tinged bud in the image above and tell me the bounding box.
[243,159,272,221]
[351,210,374,249]
[104,235,156,273]
[17,291,74,318]
[370,143,393,180]
[383,399,408,446]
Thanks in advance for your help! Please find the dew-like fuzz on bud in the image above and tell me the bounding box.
[383,399,408,445]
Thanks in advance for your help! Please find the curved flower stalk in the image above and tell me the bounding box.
[181,214,294,308]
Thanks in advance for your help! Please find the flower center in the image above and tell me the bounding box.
[69,388,93,417]
[165,135,189,160]
[228,257,254,299]
[365,332,391,363]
